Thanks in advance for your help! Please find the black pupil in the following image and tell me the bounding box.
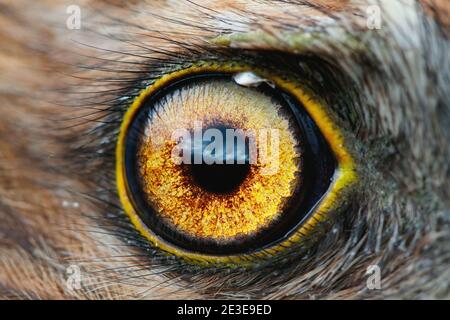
[189,125,251,194]
[191,163,250,194]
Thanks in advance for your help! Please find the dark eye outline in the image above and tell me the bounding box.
[116,61,358,266]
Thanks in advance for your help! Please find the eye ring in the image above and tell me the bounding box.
[116,61,357,266]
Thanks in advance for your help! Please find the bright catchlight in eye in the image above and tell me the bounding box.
[116,62,357,266]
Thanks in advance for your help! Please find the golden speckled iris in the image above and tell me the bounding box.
[136,79,302,242]
[116,62,358,266]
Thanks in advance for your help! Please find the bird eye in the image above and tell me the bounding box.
[116,62,357,266]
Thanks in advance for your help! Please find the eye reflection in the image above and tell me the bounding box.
[116,65,346,263]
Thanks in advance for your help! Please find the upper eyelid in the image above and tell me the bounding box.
[85,49,361,159]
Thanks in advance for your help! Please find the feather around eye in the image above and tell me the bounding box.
[16,0,447,300]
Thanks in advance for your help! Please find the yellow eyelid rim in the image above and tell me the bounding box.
[116,62,357,267]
